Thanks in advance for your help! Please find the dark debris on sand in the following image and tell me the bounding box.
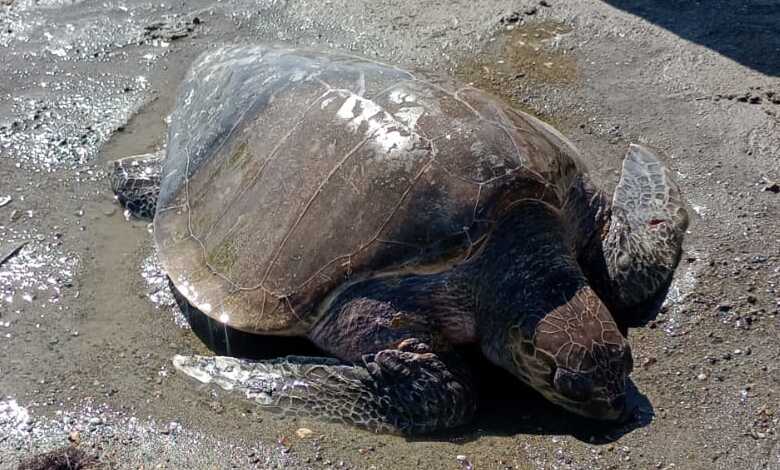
[17,447,100,470]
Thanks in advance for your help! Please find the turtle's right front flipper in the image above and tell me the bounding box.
[173,345,475,435]
[109,151,164,220]
[592,144,689,326]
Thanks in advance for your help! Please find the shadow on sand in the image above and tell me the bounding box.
[432,350,654,445]
[602,0,779,76]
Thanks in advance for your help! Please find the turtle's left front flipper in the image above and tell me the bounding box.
[109,151,164,220]
[172,346,476,435]
[594,144,689,327]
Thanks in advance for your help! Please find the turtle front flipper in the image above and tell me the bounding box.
[109,151,164,220]
[172,342,475,435]
[592,144,689,327]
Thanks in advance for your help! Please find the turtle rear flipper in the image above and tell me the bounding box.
[173,346,475,435]
[109,151,164,220]
[599,144,689,325]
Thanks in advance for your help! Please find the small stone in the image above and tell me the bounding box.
[697,373,707,381]
[295,427,313,439]
[68,431,80,444]
[209,400,224,414]
[642,357,657,368]
[0,196,11,208]
[540,0,551,6]
[524,6,538,15]
[161,421,179,435]
[500,11,521,24]
[88,417,103,426]
[456,454,473,469]
[764,181,780,193]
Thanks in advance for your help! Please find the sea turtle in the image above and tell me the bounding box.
[110,45,688,434]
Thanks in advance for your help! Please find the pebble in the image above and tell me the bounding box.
[295,427,313,439]
[88,417,103,426]
[499,11,521,24]
[697,373,707,381]
[0,196,11,207]
[160,421,179,435]
[209,400,224,414]
[456,454,473,470]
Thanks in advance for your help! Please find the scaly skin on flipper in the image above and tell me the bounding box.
[110,152,164,220]
[580,144,689,327]
[173,341,475,434]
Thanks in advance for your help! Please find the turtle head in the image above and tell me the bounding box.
[594,144,689,315]
[506,287,633,421]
